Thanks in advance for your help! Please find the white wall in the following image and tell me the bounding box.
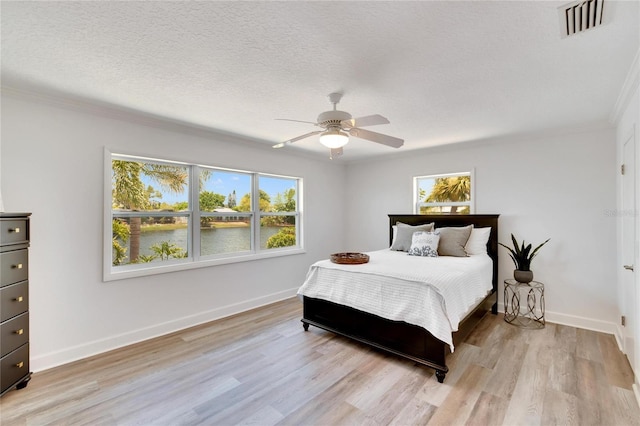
[0,91,346,371]
[344,126,618,332]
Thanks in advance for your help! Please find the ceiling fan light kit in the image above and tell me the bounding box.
[274,92,403,158]
[319,128,349,148]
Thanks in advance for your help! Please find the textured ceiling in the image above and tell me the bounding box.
[1,1,639,160]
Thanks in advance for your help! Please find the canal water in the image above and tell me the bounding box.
[135,226,282,258]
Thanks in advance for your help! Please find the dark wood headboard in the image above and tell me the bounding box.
[388,214,500,298]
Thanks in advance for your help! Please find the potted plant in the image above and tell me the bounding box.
[499,234,550,283]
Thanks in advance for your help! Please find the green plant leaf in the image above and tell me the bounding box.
[500,234,549,271]
[529,238,550,260]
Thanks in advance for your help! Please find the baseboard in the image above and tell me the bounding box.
[31,288,299,373]
[544,311,618,335]
[496,303,618,335]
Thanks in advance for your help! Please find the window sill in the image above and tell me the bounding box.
[103,247,307,282]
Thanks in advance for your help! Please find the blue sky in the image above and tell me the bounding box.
[417,178,436,202]
[144,171,296,206]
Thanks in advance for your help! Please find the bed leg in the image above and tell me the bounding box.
[435,370,446,383]
[492,302,498,315]
[302,321,309,331]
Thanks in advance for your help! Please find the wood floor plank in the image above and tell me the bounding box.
[426,363,492,425]
[610,385,640,426]
[499,338,551,425]
[554,323,578,354]
[276,370,369,425]
[436,341,481,386]
[1,297,638,426]
[482,337,528,399]
[346,357,417,411]
[361,364,431,425]
[415,374,454,407]
[305,401,365,426]
[541,389,579,426]
[547,347,578,396]
[465,391,508,426]
[598,333,636,389]
[575,356,610,405]
[389,396,437,425]
[576,328,605,363]
[464,311,500,346]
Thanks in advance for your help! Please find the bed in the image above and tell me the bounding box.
[298,214,499,383]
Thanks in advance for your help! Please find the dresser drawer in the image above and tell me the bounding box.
[0,250,28,288]
[1,313,29,357]
[0,219,29,246]
[1,343,29,394]
[0,281,28,322]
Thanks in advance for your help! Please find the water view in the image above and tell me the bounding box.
[136,226,283,260]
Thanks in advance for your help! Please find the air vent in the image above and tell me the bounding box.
[559,0,604,38]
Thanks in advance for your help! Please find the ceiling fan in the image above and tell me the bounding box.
[273,93,404,159]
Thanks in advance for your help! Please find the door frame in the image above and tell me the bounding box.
[618,123,639,403]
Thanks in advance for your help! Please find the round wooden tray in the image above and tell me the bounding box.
[330,252,370,264]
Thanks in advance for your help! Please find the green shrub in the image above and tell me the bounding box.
[266,227,296,248]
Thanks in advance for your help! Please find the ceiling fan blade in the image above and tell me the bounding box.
[272,130,322,148]
[341,114,390,128]
[275,118,318,125]
[330,147,343,160]
[349,128,404,148]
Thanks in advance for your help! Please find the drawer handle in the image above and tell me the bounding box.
[14,296,24,302]
[15,329,24,335]
[8,227,21,233]
[16,362,24,368]
[12,263,23,269]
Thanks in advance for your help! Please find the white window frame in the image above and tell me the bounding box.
[256,174,302,251]
[413,170,475,214]
[104,149,305,281]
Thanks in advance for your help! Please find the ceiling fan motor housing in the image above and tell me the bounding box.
[317,110,352,129]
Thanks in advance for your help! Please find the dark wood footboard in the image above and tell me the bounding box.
[303,296,449,379]
[302,288,495,383]
[301,214,499,383]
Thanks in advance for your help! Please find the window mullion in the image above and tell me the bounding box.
[418,201,471,207]
[252,173,259,252]
[192,165,200,261]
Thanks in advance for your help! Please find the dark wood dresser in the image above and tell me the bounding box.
[1,213,31,396]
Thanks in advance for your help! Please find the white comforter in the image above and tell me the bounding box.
[297,249,493,351]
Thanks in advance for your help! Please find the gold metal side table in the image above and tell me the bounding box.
[503,279,545,328]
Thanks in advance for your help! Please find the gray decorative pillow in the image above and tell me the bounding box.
[437,225,473,257]
[407,231,440,257]
[390,222,435,251]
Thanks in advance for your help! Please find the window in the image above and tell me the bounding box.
[106,152,303,280]
[258,175,299,250]
[199,169,252,256]
[413,171,473,214]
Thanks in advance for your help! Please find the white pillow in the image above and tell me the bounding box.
[407,231,440,257]
[465,227,491,255]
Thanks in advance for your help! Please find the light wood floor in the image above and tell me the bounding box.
[1,297,638,425]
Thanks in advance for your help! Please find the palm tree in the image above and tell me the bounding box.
[425,176,470,214]
[112,160,188,262]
